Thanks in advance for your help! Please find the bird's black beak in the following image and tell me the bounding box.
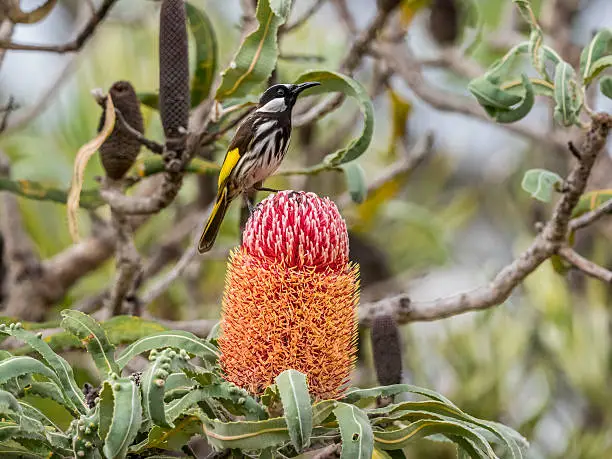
[292,81,320,96]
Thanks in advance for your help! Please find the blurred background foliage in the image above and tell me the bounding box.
[1,0,612,457]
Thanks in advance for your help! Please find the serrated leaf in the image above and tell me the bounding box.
[275,370,313,452]
[215,0,291,100]
[521,168,563,203]
[186,2,218,105]
[60,310,119,377]
[141,352,173,429]
[312,400,337,425]
[0,390,21,416]
[0,422,20,442]
[333,403,373,459]
[0,357,62,391]
[342,384,456,406]
[269,0,292,22]
[201,414,290,450]
[601,75,612,99]
[24,382,70,411]
[373,419,496,456]
[341,162,367,204]
[100,379,142,459]
[553,61,581,127]
[0,442,46,458]
[132,415,202,453]
[19,401,62,432]
[294,70,374,165]
[580,28,612,84]
[116,330,219,369]
[1,326,87,414]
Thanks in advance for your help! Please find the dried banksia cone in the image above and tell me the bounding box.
[98,81,144,179]
[428,0,459,46]
[219,191,360,400]
[371,314,403,386]
[159,0,190,141]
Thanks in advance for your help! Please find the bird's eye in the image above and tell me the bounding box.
[276,88,285,96]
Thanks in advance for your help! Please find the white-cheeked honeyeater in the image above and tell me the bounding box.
[198,82,320,253]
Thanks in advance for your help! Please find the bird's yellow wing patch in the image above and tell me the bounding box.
[218,147,241,188]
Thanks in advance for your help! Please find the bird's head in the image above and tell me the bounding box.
[256,82,320,114]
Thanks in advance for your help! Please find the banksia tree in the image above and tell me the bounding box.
[219,191,360,400]
[371,313,403,386]
[159,0,190,143]
[97,80,144,179]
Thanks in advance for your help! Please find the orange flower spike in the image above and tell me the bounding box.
[219,191,360,400]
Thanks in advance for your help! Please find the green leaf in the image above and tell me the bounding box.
[72,411,100,459]
[0,441,47,458]
[186,2,218,106]
[269,0,292,22]
[521,168,563,203]
[275,370,313,452]
[115,330,219,369]
[484,43,529,81]
[0,178,104,209]
[580,28,612,84]
[0,325,87,414]
[294,70,374,165]
[200,415,290,450]
[215,0,291,100]
[132,415,202,453]
[601,75,612,99]
[572,189,612,218]
[333,403,373,459]
[501,78,554,98]
[137,92,159,110]
[495,74,535,123]
[553,61,581,127]
[60,310,120,377]
[0,356,62,390]
[341,162,367,204]
[141,349,175,429]
[342,384,456,406]
[19,401,62,432]
[312,400,338,425]
[0,422,20,442]
[23,382,73,412]
[0,390,21,416]
[100,379,142,459]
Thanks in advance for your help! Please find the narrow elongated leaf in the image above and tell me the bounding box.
[215,0,292,100]
[1,326,87,413]
[521,169,563,203]
[141,350,174,428]
[137,92,159,110]
[469,74,534,123]
[333,403,373,459]
[275,370,313,452]
[201,415,290,450]
[186,2,218,105]
[100,379,142,459]
[341,162,367,204]
[342,384,456,406]
[19,401,62,431]
[294,70,374,165]
[484,43,529,81]
[501,78,554,98]
[0,422,20,442]
[553,61,581,126]
[580,28,612,84]
[60,310,119,376]
[0,390,21,416]
[116,330,219,369]
[67,94,115,242]
[132,415,202,453]
[0,357,62,389]
[0,442,46,458]
[374,419,497,457]
[312,400,338,425]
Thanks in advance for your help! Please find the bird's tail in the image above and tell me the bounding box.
[198,187,230,253]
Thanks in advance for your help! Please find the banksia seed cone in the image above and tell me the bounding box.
[371,314,403,386]
[159,0,190,141]
[429,0,459,46]
[98,81,144,179]
[219,191,359,400]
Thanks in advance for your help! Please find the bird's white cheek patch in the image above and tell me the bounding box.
[256,98,287,113]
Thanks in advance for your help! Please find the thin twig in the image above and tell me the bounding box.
[115,109,164,154]
[281,0,328,33]
[569,198,612,231]
[557,245,612,283]
[0,0,118,53]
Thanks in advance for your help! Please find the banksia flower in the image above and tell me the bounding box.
[429,0,459,46]
[219,191,359,400]
[159,0,190,142]
[97,81,144,179]
[371,314,403,386]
